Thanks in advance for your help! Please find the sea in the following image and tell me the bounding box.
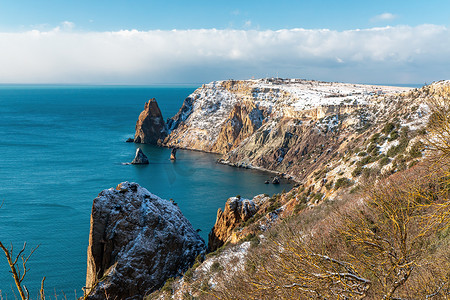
[0,85,289,298]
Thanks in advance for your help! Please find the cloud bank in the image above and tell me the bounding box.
[0,25,448,84]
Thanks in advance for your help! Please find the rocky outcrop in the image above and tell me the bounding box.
[163,83,239,152]
[85,182,206,299]
[134,98,167,144]
[131,148,149,164]
[220,117,340,181]
[211,102,266,154]
[208,195,267,252]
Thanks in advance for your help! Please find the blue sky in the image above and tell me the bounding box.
[0,0,449,84]
[1,0,449,31]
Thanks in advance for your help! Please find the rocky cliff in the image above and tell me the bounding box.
[145,79,414,180]
[85,181,205,299]
[141,80,450,299]
[208,195,269,251]
[134,98,167,144]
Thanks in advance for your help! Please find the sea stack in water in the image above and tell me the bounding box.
[85,182,206,299]
[131,148,149,164]
[134,98,167,145]
[170,148,177,160]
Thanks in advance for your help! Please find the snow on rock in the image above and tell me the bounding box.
[131,147,149,164]
[208,195,264,252]
[162,79,411,154]
[85,181,206,300]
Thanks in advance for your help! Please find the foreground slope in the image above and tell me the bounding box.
[146,80,450,299]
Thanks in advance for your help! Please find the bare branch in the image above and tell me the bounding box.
[0,241,41,300]
[40,277,46,300]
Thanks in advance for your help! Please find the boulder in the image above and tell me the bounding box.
[85,182,206,299]
[272,176,280,184]
[134,98,167,144]
[131,148,149,164]
[125,138,134,143]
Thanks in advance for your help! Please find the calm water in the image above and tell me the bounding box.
[0,86,288,297]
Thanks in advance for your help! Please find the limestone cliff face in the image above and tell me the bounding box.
[159,79,413,178]
[134,98,167,144]
[220,116,344,181]
[208,195,268,252]
[211,102,266,154]
[85,182,205,300]
[132,79,445,182]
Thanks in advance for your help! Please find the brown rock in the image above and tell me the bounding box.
[170,148,177,160]
[208,196,258,252]
[131,147,149,164]
[221,118,337,181]
[211,102,265,154]
[134,98,167,144]
[85,182,205,299]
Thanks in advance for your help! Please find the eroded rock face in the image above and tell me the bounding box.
[208,196,261,252]
[160,79,412,178]
[134,98,167,144]
[85,182,206,300]
[211,102,265,154]
[131,148,149,164]
[220,117,338,181]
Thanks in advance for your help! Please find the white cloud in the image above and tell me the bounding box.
[0,25,448,84]
[371,12,398,22]
[61,21,75,30]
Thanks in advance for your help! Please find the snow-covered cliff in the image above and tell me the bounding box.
[157,79,414,178]
[163,79,404,152]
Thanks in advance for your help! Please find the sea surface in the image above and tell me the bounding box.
[0,85,289,298]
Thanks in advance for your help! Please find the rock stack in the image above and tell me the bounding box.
[131,148,149,164]
[134,98,167,145]
[170,148,177,160]
[208,196,259,252]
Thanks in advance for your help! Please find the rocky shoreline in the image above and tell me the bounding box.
[85,78,448,299]
[131,78,413,181]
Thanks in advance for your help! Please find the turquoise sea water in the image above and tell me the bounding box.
[0,86,288,297]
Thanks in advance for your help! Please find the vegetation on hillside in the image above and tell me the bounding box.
[199,95,450,299]
[152,90,450,299]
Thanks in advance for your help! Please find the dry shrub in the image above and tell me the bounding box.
[210,161,450,299]
[427,93,450,161]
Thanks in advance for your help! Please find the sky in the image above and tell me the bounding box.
[0,0,449,84]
